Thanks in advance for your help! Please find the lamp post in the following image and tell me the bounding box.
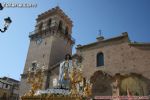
[0,17,12,33]
[0,3,3,10]
[0,3,12,33]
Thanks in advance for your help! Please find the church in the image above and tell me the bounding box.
[19,6,150,97]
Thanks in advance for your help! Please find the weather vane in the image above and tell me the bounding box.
[0,3,12,33]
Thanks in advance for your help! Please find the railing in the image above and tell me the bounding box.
[29,22,58,36]
[29,26,75,44]
[29,24,58,37]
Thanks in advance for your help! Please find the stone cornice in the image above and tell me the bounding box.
[36,6,73,27]
[129,42,150,47]
[76,32,129,50]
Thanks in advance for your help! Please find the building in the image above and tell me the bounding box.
[0,77,20,100]
[76,33,150,96]
[0,78,13,100]
[20,6,150,97]
[19,6,74,97]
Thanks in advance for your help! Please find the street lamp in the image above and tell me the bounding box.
[0,3,3,10]
[0,3,12,33]
[0,17,12,33]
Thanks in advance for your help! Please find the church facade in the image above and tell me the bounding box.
[76,32,150,96]
[19,7,150,97]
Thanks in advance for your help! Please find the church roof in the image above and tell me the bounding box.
[0,77,20,83]
[36,6,73,26]
[0,79,13,85]
[76,32,150,49]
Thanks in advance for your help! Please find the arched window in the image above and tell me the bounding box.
[58,20,63,31]
[65,27,69,35]
[97,52,104,67]
[47,19,51,27]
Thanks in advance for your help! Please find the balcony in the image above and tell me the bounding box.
[29,28,75,44]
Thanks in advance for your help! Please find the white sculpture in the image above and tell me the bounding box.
[58,54,72,89]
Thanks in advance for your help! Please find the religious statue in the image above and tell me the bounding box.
[58,54,72,89]
[22,54,93,100]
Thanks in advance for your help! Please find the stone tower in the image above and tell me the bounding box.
[19,6,75,96]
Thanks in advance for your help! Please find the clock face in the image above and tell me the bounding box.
[36,37,42,44]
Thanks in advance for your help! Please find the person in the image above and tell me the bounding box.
[58,54,72,89]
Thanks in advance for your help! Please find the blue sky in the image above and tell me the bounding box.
[0,0,150,80]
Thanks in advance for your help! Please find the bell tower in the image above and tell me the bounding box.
[19,6,75,96]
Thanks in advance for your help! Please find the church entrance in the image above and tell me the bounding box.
[90,70,112,97]
[119,73,149,96]
[90,71,150,98]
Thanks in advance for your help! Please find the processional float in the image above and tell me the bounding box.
[21,55,92,100]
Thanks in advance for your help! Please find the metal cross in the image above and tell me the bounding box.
[99,30,102,37]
